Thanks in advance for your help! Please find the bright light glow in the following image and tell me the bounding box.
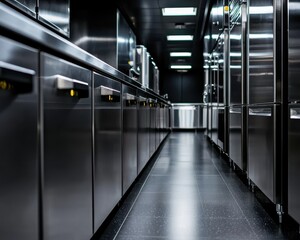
[230,65,242,69]
[162,7,197,16]
[230,34,241,40]
[170,65,192,69]
[167,35,193,41]
[170,52,192,57]
[211,6,223,16]
[250,34,273,39]
[230,52,242,57]
[249,6,273,14]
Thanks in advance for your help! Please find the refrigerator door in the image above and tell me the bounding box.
[41,53,93,240]
[229,106,242,169]
[93,72,122,230]
[122,84,138,194]
[248,0,274,104]
[0,36,39,240]
[137,92,150,174]
[248,105,275,202]
[288,0,300,102]
[288,105,300,224]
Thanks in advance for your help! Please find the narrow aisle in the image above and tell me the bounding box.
[97,132,289,240]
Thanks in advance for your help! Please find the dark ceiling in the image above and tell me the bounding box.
[117,0,211,72]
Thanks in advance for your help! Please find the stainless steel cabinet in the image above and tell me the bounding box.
[137,93,150,173]
[149,98,156,157]
[248,106,276,202]
[0,36,39,240]
[122,84,138,194]
[288,105,300,224]
[229,106,242,169]
[93,72,122,230]
[41,53,93,240]
[211,105,218,144]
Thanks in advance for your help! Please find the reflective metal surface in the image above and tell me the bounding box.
[288,105,300,223]
[93,72,122,230]
[136,45,149,88]
[122,84,138,194]
[39,0,70,37]
[229,106,242,169]
[137,92,150,174]
[211,105,218,144]
[149,98,156,156]
[217,106,224,149]
[172,104,198,129]
[0,36,38,240]
[4,0,36,17]
[288,1,300,102]
[41,53,93,240]
[248,105,275,202]
[248,0,274,104]
[229,12,242,105]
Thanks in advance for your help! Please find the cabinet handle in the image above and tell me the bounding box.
[99,85,120,102]
[0,61,35,94]
[290,108,300,119]
[55,74,89,98]
[249,108,272,117]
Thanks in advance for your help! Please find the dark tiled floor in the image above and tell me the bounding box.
[95,132,298,240]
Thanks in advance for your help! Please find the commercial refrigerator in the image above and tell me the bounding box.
[288,0,300,225]
[228,0,247,171]
[137,91,150,174]
[41,53,93,240]
[93,72,122,230]
[122,84,138,194]
[247,0,282,214]
[0,36,39,240]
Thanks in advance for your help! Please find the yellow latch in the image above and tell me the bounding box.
[224,5,229,12]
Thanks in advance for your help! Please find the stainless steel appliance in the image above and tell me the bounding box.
[149,98,156,157]
[288,0,300,225]
[41,53,93,240]
[136,45,149,88]
[0,36,39,240]
[38,0,70,37]
[137,92,150,173]
[122,84,138,194]
[93,72,122,230]
[4,0,36,18]
[247,0,281,211]
[171,104,199,129]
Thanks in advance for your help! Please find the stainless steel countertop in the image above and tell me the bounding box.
[0,3,169,104]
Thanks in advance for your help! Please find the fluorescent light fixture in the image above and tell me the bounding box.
[167,35,193,41]
[162,7,197,16]
[170,52,192,57]
[170,65,192,69]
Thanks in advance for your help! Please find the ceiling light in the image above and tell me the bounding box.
[170,65,192,69]
[170,52,192,57]
[167,35,193,41]
[162,7,197,16]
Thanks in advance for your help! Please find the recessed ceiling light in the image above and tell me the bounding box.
[167,35,193,41]
[170,65,192,69]
[162,7,197,16]
[170,52,192,57]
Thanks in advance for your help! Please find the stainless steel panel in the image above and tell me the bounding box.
[172,105,198,129]
[217,106,224,149]
[41,53,93,240]
[149,98,156,156]
[229,15,242,105]
[208,105,212,139]
[4,0,36,17]
[137,93,150,173]
[288,1,300,102]
[155,103,160,149]
[69,2,118,69]
[288,105,300,223]
[117,10,137,76]
[229,106,242,169]
[122,84,137,194]
[199,105,208,129]
[248,105,275,202]
[248,0,274,104]
[39,0,70,37]
[0,36,38,240]
[93,72,122,229]
[212,105,218,144]
[136,45,149,87]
